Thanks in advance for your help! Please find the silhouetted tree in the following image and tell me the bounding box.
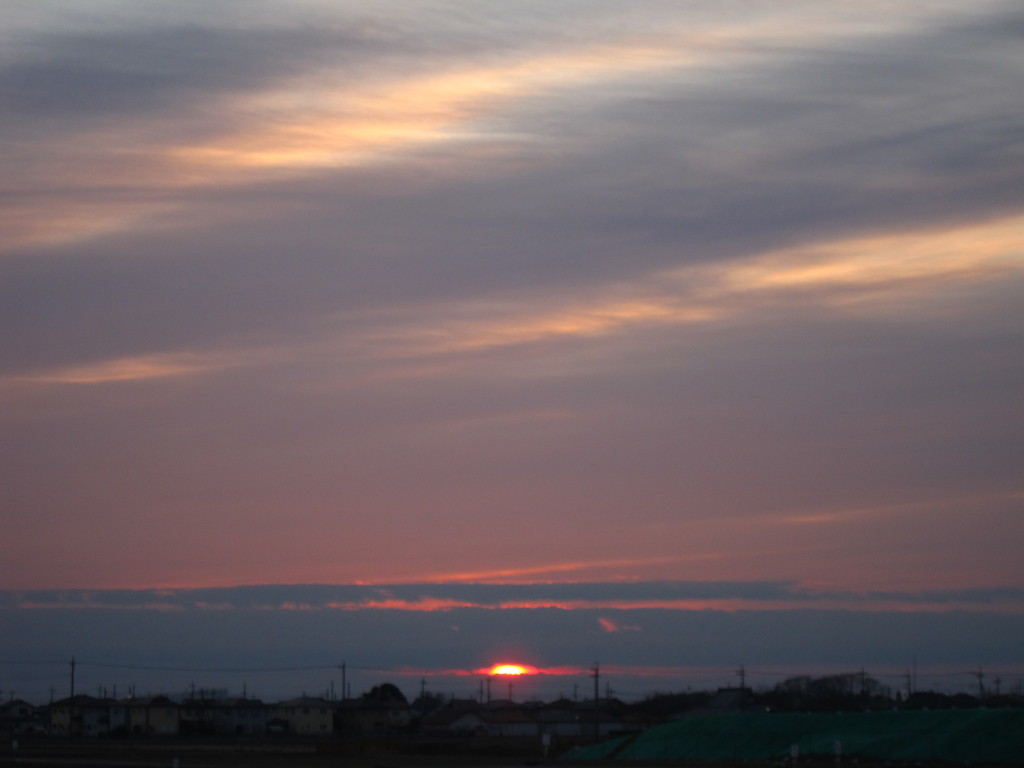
[362,683,407,704]
[764,674,891,712]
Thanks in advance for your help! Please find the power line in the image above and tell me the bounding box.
[79,661,338,673]
[1,659,337,674]
[0,658,443,676]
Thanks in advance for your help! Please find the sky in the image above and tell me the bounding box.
[2,1,1023,703]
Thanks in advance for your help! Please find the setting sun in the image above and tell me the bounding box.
[487,663,537,676]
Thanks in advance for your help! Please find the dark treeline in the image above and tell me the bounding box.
[3,672,1023,742]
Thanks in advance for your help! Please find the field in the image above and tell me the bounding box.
[0,738,548,768]
[2,739,1017,768]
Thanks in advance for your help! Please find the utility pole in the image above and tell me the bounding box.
[69,656,76,739]
[339,661,347,702]
[592,662,600,740]
[737,664,747,689]
[973,666,985,700]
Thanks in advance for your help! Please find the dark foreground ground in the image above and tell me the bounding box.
[1,739,1020,768]
[1,738,545,768]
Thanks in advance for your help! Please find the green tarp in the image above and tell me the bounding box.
[562,709,1024,764]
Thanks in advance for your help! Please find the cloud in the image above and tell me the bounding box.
[5,1,1023,259]
[313,214,1024,374]
[1,2,1021,619]
[598,617,641,633]
[3,583,1024,704]
[5,583,1024,615]
[778,490,1024,527]
[10,352,242,385]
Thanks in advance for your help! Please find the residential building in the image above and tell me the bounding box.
[337,684,411,736]
[274,696,332,735]
[214,697,268,735]
[0,699,45,736]
[127,696,179,736]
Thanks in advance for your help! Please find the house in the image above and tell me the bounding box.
[213,697,268,735]
[572,699,628,738]
[0,699,45,736]
[49,695,109,737]
[535,698,586,737]
[274,696,332,735]
[178,698,218,736]
[337,683,411,736]
[177,696,266,736]
[418,698,485,736]
[481,706,537,737]
[107,699,131,735]
[127,696,179,736]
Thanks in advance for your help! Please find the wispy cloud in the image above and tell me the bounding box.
[777,490,1024,526]
[11,352,240,385]
[6,210,1019,394]
[3,2,1021,613]
[720,216,1024,307]
[8,3,1013,253]
[0,33,718,251]
[421,557,690,584]
[308,213,1024,382]
[598,617,642,633]
[165,41,699,175]
[6,582,1023,614]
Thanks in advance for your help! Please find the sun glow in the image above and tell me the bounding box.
[487,663,537,676]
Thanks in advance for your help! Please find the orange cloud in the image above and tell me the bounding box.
[779,489,1024,526]
[308,215,1024,379]
[15,600,183,612]
[162,41,700,177]
[324,598,477,611]
[14,207,1020,393]
[720,215,1024,305]
[422,555,687,583]
[2,38,703,253]
[12,352,237,385]
[5,6,998,256]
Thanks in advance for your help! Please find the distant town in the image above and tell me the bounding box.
[3,671,1023,742]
